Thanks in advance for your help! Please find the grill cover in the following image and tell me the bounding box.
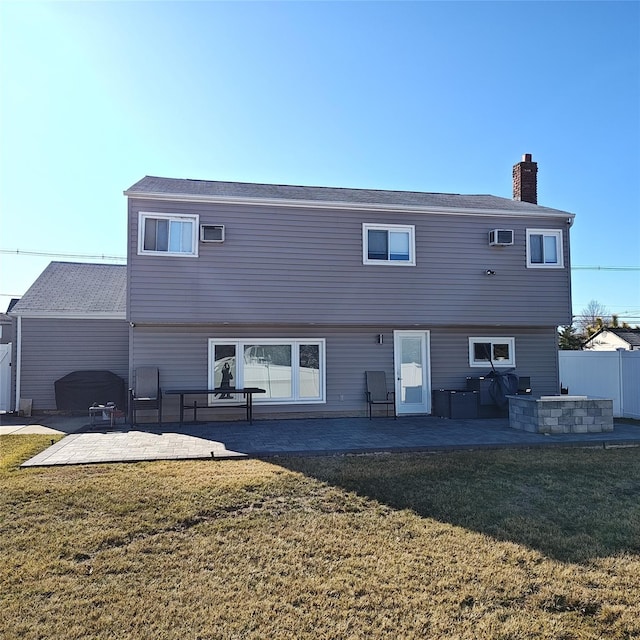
[54,370,126,411]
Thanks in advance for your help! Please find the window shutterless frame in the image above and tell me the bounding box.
[362,223,416,266]
[208,338,326,404]
[138,212,199,257]
[468,337,516,368]
[526,229,563,268]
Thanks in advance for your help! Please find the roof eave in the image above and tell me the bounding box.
[9,310,126,320]
[123,190,575,220]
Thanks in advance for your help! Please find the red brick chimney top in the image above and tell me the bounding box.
[513,154,538,204]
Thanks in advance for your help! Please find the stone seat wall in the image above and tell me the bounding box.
[508,396,614,434]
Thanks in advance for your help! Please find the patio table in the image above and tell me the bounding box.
[164,388,266,425]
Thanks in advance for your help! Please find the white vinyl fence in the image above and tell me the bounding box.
[558,350,640,419]
[0,343,11,412]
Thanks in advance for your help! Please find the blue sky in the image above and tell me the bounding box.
[1,1,639,324]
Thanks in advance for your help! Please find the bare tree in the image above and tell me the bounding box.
[576,299,609,336]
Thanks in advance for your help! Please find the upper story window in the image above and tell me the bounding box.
[526,229,563,268]
[138,212,199,256]
[363,223,416,265]
[469,337,515,368]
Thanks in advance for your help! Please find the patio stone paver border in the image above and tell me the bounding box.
[16,416,640,467]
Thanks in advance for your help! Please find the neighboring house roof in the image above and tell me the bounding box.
[125,176,574,219]
[584,327,640,349]
[9,262,126,319]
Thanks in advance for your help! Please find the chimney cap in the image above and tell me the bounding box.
[522,153,533,162]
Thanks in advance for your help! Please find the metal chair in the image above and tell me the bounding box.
[365,371,396,419]
[129,367,162,425]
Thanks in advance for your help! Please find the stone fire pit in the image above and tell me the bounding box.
[508,395,614,434]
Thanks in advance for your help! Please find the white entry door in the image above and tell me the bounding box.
[394,331,431,415]
[0,343,11,412]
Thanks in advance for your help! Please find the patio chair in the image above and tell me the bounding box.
[365,371,396,419]
[129,367,162,425]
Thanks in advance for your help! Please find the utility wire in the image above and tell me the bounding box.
[2,248,639,271]
[0,248,126,261]
[571,265,640,271]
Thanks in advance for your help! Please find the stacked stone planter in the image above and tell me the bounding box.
[508,395,614,434]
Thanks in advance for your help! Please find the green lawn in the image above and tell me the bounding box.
[1,435,639,639]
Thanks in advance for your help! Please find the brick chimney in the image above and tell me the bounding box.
[512,153,538,204]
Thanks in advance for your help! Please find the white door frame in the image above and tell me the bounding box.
[393,330,431,415]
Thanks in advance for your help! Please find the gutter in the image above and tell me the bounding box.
[9,312,126,320]
[124,190,576,222]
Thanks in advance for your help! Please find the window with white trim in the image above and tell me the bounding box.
[469,337,515,368]
[363,223,415,265]
[208,339,326,403]
[138,212,199,256]
[526,229,563,268]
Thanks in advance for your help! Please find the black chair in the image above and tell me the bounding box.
[129,367,162,425]
[365,371,396,419]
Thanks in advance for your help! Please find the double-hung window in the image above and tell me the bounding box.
[526,229,563,268]
[208,339,326,404]
[363,223,415,265]
[469,337,516,368]
[138,212,199,256]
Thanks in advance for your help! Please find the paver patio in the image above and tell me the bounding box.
[8,415,640,467]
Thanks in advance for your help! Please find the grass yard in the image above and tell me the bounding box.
[1,435,639,639]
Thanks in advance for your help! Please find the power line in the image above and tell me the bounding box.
[571,265,640,272]
[0,248,126,261]
[2,248,638,271]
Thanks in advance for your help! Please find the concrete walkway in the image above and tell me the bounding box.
[6,414,640,467]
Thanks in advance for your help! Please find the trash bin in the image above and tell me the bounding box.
[431,390,479,419]
[449,390,478,419]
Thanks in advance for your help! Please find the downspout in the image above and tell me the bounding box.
[14,315,21,412]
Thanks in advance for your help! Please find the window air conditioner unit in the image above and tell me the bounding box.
[489,229,514,246]
[200,225,225,243]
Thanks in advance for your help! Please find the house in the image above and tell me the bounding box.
[9,262,128,412]
[583,327,640,351]
[124,154,575,419]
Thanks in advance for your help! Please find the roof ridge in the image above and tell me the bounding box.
[140,175,497,199]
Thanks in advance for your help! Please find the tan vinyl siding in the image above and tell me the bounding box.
[128,198,572,327]
[19,318,129,410]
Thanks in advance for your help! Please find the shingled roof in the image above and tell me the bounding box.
[10,262,126,318]
[125,176,573,218]
[588,328,640,348]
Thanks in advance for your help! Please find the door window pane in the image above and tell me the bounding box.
[244,344,292,399]
[401,336,423,404]
[299,344,320,398]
